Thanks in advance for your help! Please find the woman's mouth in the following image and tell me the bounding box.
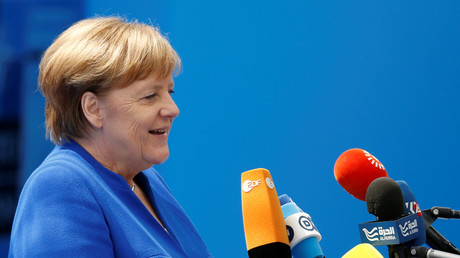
[149,129,167,135]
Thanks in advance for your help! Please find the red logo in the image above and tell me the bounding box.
[413,201,422,217]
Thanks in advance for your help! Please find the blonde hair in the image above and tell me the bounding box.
[39,17,181,145]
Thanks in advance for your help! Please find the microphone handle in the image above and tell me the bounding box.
[410,246,460,258]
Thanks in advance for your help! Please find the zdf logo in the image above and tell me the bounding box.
[242,179,261,192]
[242,177,274,192]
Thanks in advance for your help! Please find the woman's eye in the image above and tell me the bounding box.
[169,90,175,95]
[144,93,157,100]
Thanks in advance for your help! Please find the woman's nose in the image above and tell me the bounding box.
[160,95,180,119]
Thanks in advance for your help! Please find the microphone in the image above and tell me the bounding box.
[341,243,384,258]
[399,181,460,254]
[396,180,423,217]
[334,148,388,201]
[279,194,324,258]
[360,177,425,257]
[395,180,426,246]
[241,168,291,258]
[366,177,405,220]
[335,148,460,255]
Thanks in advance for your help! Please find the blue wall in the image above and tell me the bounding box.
[0,0,84,256]
[2,1,459,257]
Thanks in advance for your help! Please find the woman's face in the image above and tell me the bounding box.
[97,73,179,172]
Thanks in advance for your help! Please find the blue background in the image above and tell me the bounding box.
[1,0,459,257]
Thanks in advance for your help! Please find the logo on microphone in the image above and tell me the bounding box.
[298,215,317,231]
[405,200,423,217]
[414,201,422,217]
[242,177,274,192]
[362,226,396,242]
[364,150,385,170]
[359,213,423,245]
[242,179,261,192]
[399,218,419,237]
[265,177,275,189]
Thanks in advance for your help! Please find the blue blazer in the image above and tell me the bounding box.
[9,139,211,257]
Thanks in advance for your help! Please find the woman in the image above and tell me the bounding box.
[9,17,211,257]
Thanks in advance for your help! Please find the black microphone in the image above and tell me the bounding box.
[360,177,425,258]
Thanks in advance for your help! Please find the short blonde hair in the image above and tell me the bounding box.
[39,17,181,145]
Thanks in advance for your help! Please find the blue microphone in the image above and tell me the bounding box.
[279,194,324,258]
[395,180,426,246]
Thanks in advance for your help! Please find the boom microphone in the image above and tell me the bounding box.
[334,148,388,201]
[241,168,291,257]
[279,194,324,258]
[341,243,384,258]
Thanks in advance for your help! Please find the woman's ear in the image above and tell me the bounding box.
[81,91,103,128]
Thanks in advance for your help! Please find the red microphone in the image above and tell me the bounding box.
[334,148,388,201]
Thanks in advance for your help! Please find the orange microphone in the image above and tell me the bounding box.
[334,148,388,201]
[241,168,291,257]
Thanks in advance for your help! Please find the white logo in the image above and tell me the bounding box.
[399,218,418,237]
[298,215,317,231]
[362,226,396,241]
[266,177,275,189]
[242,179,261,192]
[364,150,385,170]
[362,227,380,242]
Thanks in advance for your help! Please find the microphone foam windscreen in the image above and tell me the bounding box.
[366,177,404,221]
[278,194,292,206]
[241,168,291,258]
[341,243,384,258]
[334,148,388,201]
[396,180,426,246]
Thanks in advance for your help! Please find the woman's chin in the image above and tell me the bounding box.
[147,150,170,166]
